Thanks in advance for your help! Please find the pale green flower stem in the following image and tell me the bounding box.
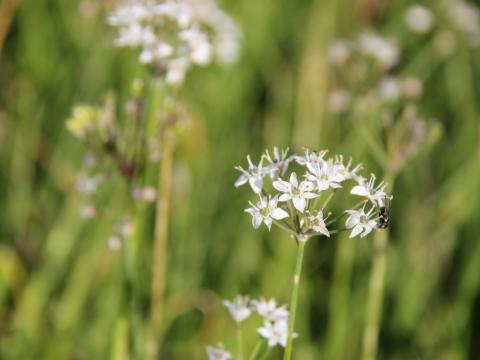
[237,325,244,360]
[248,340,263,360]
[259,346,272,360]
[284,238,307,360]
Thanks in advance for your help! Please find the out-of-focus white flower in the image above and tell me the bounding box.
[81,204,97,219]
[350,174,387,206]
[108,235,122,251]
[258,318,296,348]
[328,90,351,113]
[235,155,266,194]
[223,296,252,324]
[245,196,289,231]
[358,32,399,69]
[345,207,377,238]
[308,210,330,237]
[448,0,480,46]
[328,40,350,65]
[402,76,423,99]
[108,0,242,86]
[378,76,401,102]
[252,298,289,321]
[273,172,318,213]
[405,5,434,34]
[206,346,233,360]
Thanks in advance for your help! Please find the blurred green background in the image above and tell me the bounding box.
[1,0,480,359]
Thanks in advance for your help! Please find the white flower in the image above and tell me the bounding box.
[345,207,377,238]
[273,172,318,213]
[108,0,241,86]
[308,210,330,237]
[206,346,233,360]
[305,161,344,192]
[257,318,297,348]
[358,32,399,69]
[223,296,252,324]
[350,174,387,206]
[405,5,434,34]
[263,147,291,180]
[294,149,327,166]
[378,76,401,102]
[251,298,289,321]
[328,40,350,65]
[328,89,351,113]
[235,155,266,194]
[165,57,189,86]
[245,196,289,231]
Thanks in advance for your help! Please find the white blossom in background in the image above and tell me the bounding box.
[244,196,289,231]
[328,40,350,65]
[447,0,480,46]
[357,32,399,69]
[328,89,351,113]
[251,298,289,321]
[405,4,434,34]
[378,76,401,102]
[206,346,233,360]
[108,0,241,86]
[258,318,296,348]
[345,207,377,238]
[223,296,252,324]
[235,148,391,239]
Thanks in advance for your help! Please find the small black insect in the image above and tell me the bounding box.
[378,206,390,229]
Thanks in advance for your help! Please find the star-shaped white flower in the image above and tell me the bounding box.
[223,295,252,324]
[273,173,318,213]
[308,210,330,237]
[206,346,233,360]
[305,161,344,192]
[235,155,266,194]
[245,196,289,231]
[345,207,377,238]
[257,318,297,348]
[263,147,292,180]
[251,298,289,321]
[350,174,387,206]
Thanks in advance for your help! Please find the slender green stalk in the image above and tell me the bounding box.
[237,325,244,360]
[0,0,21,56]
[248,340,263,360]
[259,347,272,360]
[361,230,387,360]
[284,239,306,360]
[148,127,174,355]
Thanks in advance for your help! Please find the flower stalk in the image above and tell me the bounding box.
[284,238,307,360]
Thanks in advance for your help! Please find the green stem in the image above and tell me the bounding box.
[361,230,388,360]
[259,347,272,360]
[237,325,244,360]
[248,340,263,360]
[283,239,306,360]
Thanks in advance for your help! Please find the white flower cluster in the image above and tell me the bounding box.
[108,0,241,86]
[404,2,480,47]
[235,148,390,239]
[221,296,295,348]
[328,32,399,70]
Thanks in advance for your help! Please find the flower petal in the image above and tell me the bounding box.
[278,193,291,202]
[271,208,289,220]
[351,185,369,196]
[292,197,306,212]
[273,180,291,193]
[249,176,263,193]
